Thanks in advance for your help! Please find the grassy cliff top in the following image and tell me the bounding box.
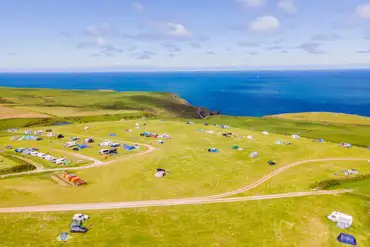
[0,87,198,119]
[266,112,370,126]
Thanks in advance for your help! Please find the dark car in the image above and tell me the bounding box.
[70,226,88,233]
[108,148,118,155]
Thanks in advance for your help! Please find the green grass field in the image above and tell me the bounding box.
[0,119,369,208]
[0,195,368,247]
[1,95,370,247]
[14,106,141,117]
[0,154,21,169]
[240,160,370,196]
[194,115,370,147]
[333,178,370,195]
[0,87,200,119]
[268,112,370,126]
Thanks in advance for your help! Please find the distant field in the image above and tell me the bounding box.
[0,105,51,119]
[15,106,140,117]
[195,115,370,147]
[0,87,199,118]
[268,112,370,126]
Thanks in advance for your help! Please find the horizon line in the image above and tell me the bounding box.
[1,67,370,73]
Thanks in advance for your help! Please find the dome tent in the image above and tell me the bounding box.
[337,233,357,246]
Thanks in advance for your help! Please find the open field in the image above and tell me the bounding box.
[239,160,370,196]
[333,178,370,195]
[268,112,370,126]
[0,105,51,119]
[1,110,370,246]
[14,106,140,117]
[0,119,369,207]
[0,154,21,169]
[0,195,369,247]
[194,115,370,147]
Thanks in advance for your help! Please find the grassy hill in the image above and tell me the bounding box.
[0,87,202,126]
[193,115,370,147]
[267,112,370,126]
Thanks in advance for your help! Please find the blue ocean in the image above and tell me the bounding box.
[1,70,370,117]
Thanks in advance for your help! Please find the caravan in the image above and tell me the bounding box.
[327,211,353,229]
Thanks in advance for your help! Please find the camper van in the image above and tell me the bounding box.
[327,211,353,229]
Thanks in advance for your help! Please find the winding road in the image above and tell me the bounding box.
[0,190,348,213]
[0,141,157,178]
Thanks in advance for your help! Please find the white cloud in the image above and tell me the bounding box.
[249,15,280,32]
[278,0,297,14]
[237,0,265,8]
[85,23,114,37]
[96,37,106,46]
[165,22,192,37]
[355,3,370,19]
[132,2,144,12]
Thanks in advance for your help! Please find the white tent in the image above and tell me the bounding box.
[155,171,165,178]
[249,152,259,158]
[247,135,253,140]
[206,130,214,134]
[262,131,269,135]
[292,135,301,139]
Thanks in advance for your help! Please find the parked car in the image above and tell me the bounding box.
[15,148,26,153]
[85,138,94,143]
[45,155,54,161]
[56,158,66,165]
[23,149,33,155]
[111,143,120,148]
[108,148,118,155]
[99,149,109,155]
[31,152,39,156]
[37,153,47,159]
[99,140,113,147]
[71,137,80,141]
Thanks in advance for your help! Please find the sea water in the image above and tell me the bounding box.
[1,70,369,117]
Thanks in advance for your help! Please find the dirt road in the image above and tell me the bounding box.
[0,190,347,213]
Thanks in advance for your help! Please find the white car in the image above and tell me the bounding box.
[64,142,77,148]
[45,155,55,161]
[99,140,113,147]
[31,152,39,156]
[56,158,66,165]
[73,214,89,221]
[37,153,47,159]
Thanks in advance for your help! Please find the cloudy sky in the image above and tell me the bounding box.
[1,0,370,71]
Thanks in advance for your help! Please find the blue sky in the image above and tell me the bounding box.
[1,0,370,71]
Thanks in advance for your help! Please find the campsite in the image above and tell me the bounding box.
[0,112,370,246]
